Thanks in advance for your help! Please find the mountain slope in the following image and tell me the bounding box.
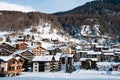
[0,11,62,32]
[54,0,120,37]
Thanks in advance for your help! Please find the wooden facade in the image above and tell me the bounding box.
[13,50,35,71]
[0,56,24,77]
[0,43,15,52]
[32,46,46,56]
[16,43,28,50]
[0,48,13,56]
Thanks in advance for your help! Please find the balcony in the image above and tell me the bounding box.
[9,63,23,66]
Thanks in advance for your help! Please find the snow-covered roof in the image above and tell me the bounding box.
[84,46,91,49]
[13,49,28,55]
[103,53,114,55]
[102,49,114,53]
[113,48,120,52]
[80,58,98,61]
[76,50,88,53]
[32,55,54,62]
[76,46,82,50]
[96,62,120,66]
[87,51,102,55]
[114,52,120,54]
[54,53,63,61]
[15,57,21,60]
[47,46,55,51]
[61,54,74,58]
[0,56,14,61]
[96,46,104,48]
[41,42,54,50]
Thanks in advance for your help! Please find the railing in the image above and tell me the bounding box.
[7,68,23,74]
[8,64,18,67]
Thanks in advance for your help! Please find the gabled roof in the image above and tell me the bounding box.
[32,55,54,62]
[61,54,74,58]
[87,51,102,55]
[54,53,63,61]
[103,53,114,55]
[0,42,15,48]
[96,62,120,66]
[0,48,13,54]
[80,58,98,61]
[0,56,14,61]
[13,49,28,55]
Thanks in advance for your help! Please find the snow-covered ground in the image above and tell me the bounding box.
[1,70,120,80]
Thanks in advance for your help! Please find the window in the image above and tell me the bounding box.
[1,67,4,72]
[92,55,96,58]
[8,67,14,70]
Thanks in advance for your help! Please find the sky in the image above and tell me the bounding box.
[0,0,92,13]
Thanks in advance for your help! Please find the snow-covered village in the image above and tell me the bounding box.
[0,0,120,80]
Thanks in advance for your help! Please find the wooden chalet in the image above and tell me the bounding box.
[13,50,35,71]
[0,48,13,56]
[101,49,115,61]
[0,42,15,52]
[32,46,46,56]
[87,51,102,61]
[16,43,28,50]
[75,50,102,62]
[0,56,24,77]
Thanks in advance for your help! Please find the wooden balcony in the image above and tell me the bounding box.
[7,68,23,74]
[7,70,18,74]
[8,64,18,67]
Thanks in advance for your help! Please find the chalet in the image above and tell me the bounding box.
[75,51,88,61]
[47,47,62,55]
[0,56,24,77]
[52,53,63,72]
[65,47,72,54]
[32,41,41,47]
[95,46,104,52]
[0,48,13,56]
[101,49,115,61]
[87,51,102,61]
[61,54,74,72]
[113,63,120,71]
[32,46,46,56]
[0,42,15,52]
[114,48,120,61]
[16,43,28,50]
[114,52,120,62]
[80,58,98,69]
[96,62,120,71]
[32,55,54,72]
[13,50,35,71]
